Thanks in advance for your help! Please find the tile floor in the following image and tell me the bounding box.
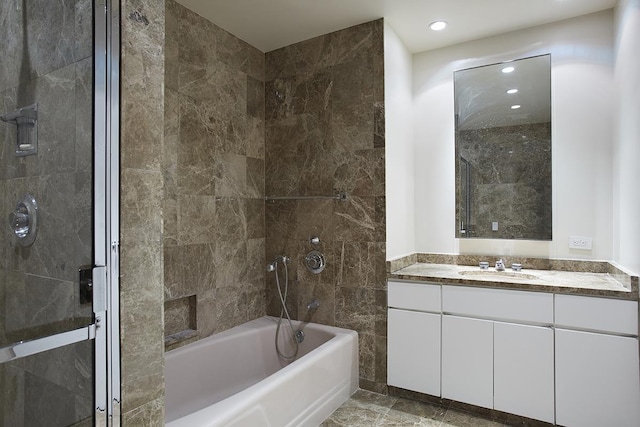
[321,390,512,427]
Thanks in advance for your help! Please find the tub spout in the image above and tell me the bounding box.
[307,299,320,311]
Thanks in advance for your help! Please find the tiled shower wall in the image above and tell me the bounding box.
[163,0,267,344]
[160,2,385,395]
[264,20,387,392]
[0,0,94,425]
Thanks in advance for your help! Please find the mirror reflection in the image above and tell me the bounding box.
[455,54,552,240]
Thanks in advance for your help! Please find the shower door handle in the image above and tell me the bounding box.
[0,266,107,365]
[0,325,96,364]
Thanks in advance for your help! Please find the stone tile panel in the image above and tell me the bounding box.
[246,75,265,118]
[176,195,216,245]
[246,198,266,239]
[213,239,248,288]
[265,19,385,393]
[119,239,164,413]
[182,243,217,293]
[247,238,266,283]
[214,153,247,197]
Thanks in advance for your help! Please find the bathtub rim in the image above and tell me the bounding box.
[164,315,359,426]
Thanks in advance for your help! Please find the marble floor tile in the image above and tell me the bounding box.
[441,408,506,427]
[322,390,513,427]
[349,389,398,411]
[320,390,394,426]
[380,398,447,426]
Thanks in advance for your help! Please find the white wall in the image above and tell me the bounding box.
[412,11,614,260]
[613,0,640,275]
[385,21,415,260]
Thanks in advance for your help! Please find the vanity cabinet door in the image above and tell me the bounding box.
[441,315,493,409]
[387,308,441,396]
[556,329,640,427]
[494,322,554,423]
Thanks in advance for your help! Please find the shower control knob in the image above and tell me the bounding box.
[9,210,29,237]
[9,194,38,246]
[305,250,326,274]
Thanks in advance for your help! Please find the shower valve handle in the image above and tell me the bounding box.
[305,250,326,274]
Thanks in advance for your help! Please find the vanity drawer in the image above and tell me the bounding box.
[442,286,553,324]
[555,295,638,335]
[388,281,441,312]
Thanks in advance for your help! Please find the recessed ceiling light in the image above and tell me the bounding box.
[507,89,518,94]
[429,21,447,31]
[502,66,515,73]
[511,104,521,109]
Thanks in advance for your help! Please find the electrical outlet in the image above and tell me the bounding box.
[569,236,592,250]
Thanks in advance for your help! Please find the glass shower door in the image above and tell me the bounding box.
[0,1,117,425]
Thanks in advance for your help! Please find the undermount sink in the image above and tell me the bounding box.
[458,270,539,280]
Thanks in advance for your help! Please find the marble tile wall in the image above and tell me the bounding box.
[0,0,93,425]
[120,0,166,424]
[124,5,386,421]
[264,19,387,393]
[163,0,266,347]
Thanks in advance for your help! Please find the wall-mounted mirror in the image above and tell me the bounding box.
[455,54,552,240]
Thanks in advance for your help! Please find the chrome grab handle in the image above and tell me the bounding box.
[265,191,348,202]
[0,325,96,364]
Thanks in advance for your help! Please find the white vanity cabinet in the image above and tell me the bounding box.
[441,286,555,422]
[493,322,555,423]
[387,281,441,396]
[554,295,640,427]
[441,315,493,408]
[387,279,640,426]
[441,317,555,422]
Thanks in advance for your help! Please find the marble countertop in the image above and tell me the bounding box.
[390,263,638,300]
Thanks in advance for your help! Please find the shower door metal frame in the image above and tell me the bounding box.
[0,1,121,425]
[95,0,122,425]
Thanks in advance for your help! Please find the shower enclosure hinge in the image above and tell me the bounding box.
[93,266,108,314]
[0,103,38,156]
[79,266,93,305]
[80,266,108,313]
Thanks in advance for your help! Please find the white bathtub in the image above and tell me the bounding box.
[165,316,359,427]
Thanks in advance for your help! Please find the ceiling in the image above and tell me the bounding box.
[174,0,617,53]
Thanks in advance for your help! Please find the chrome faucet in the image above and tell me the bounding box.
[495,259,506,271]
[307,299,320,311]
